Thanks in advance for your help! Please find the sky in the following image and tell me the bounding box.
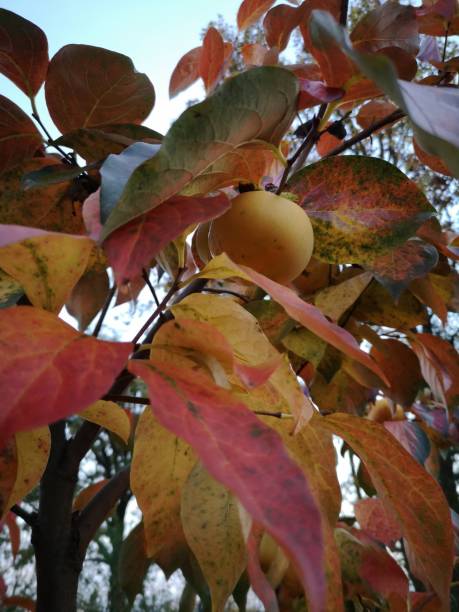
[1,0,243,134]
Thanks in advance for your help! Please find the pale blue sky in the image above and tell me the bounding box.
[1,0,242,134]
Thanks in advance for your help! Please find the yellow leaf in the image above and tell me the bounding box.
[80,400,131,445]
[131,407,197,556]
[181,463,247,612]
[0,235,94,312]
[171,293,312,424]
[314,272,373,322]
[3,427,50,519]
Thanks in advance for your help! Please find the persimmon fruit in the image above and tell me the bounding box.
[208,190,314,284]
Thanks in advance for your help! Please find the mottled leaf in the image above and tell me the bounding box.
[310,10,459,176]
[0,9,48,96]
[0,230,94,312]
[129,357,327,612]
[45,44,155,134]
[104,193,230,286]
[311,369,373,415]
[287,156,434,264]
[185,254,388,383]
[80,400,131,444]
[282,328,327,368]
[1,428,50,519]
[238,0,276,30]
[314,271,372,322]
[355,498,402,545]
[0,158,84,233]
[181,463,246,611]
[100,67,298,239]
[317,413,454,606]
[0,306,131,442]
[0,95,42,175]
[367,239,438,300]
[131,407,196,557]
[169,47,202,98]
[384,421,431,464]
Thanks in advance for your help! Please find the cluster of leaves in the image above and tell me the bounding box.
[1,0,459,610]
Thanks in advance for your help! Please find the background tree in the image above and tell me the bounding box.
[1,0,459,611]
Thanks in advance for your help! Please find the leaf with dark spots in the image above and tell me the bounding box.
[45,44,155,134]
[0,306,132,443]
[0,95,43,175]
[366,239,438,300]
[0,9,49,96]
[287,156,434,265]
[104,193,230,285]
[100,67,298,239]
[129,358,327,612]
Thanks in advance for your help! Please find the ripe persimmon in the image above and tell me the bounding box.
[208,190,314,284]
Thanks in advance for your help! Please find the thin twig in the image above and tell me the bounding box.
[276,117,319,194]
[441,24,450,63]
[10,504,36,527]
[105,394,150,405]
[131,268,185,345]
[30,97,76,166]
[142,268,163,310]
[203,288,249,302]
[349,452,362,500]
[324,109,405,158]
[92,285,116,338]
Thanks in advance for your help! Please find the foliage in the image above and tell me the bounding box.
[0,1,459,611]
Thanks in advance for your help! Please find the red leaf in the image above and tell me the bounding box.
[413,138,452,176]
[354,498,402,545]
[0,96,43,175]
[263,4,300,51]
[4,512,20,557]
[247,525,279,612]
[129,358,326,612]
[297,79,343,110]
[384,421,430,464]
[237,0,276,30]
[45,45,155,134]
[0,307,132,443]
[169,47,202,98]
[356,99,398,131]
[2,596,36,611]
[0,9,49,96]
[241,43,279,66]
[199,28,225,94]
[104,193,230,285]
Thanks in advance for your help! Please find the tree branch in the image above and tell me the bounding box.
[77,468,130,555]
[92,284,116,338]
[10,504,36,527]
[324,109,405,158]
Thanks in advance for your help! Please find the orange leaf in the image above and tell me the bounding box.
[0,96,43,175]
[263,4,300,51]
[73,480,109,512]
[237,0,276,30]
[169,47,202,98]
[80,400,131,444]
[0,9,48,97]
[129,358,327,612]
[199,27,225,94]
[0,307,132,442]
[2,595,36,611]
[356,99,398,130]
[413,138,452,176]
[45,45,155,133]
[241,43,279,66]
[4,512,20,557]
[317,413,454,607]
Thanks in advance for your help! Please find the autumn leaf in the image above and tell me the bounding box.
[199,27,226,94]
[0,229,94,312]
[237,0,276,30]
[356,99,398,130]
[0,437,17,517]
[129,358,327,612]
[131,407,197,557]
[354,498,402,545]
[0,9,49,97]
[184,254,388,384]
[1,428,50,520]
[66,267,110,331]
[0,96,43,175]
[263,4,301,51]
[3,512,20,558]
[413,138,452,176]
[314,271,373,322]
[384,421,431,465]
[73,480,109,512]
[103,193,230,285]
[317,413,454,607]
[287,156,434,264]
[0,306,132,442]
[241,43,279,66]
[169,47,202,98]
[100,66,298,239]
[119,522,152,603]
[45,44,155,134]
[80,400,131,445]
[181,463,247,611]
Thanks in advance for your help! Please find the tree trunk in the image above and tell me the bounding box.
[32,422,83,612]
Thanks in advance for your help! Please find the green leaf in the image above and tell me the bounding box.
[288,156,434,264]
[310,10,459,177]
[100,66,298,239]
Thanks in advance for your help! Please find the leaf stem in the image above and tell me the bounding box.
[10,504,36,527]
[30,97,76,166]
[276,116,319,194]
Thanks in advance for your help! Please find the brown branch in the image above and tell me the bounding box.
[276,117,319,194]
[77,468,130,555]
[92,284,116,338]
[324,109,405,158]
[339,0,349,25]
[10,504,36,527]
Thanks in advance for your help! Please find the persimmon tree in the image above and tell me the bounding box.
[0,1,459,611]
